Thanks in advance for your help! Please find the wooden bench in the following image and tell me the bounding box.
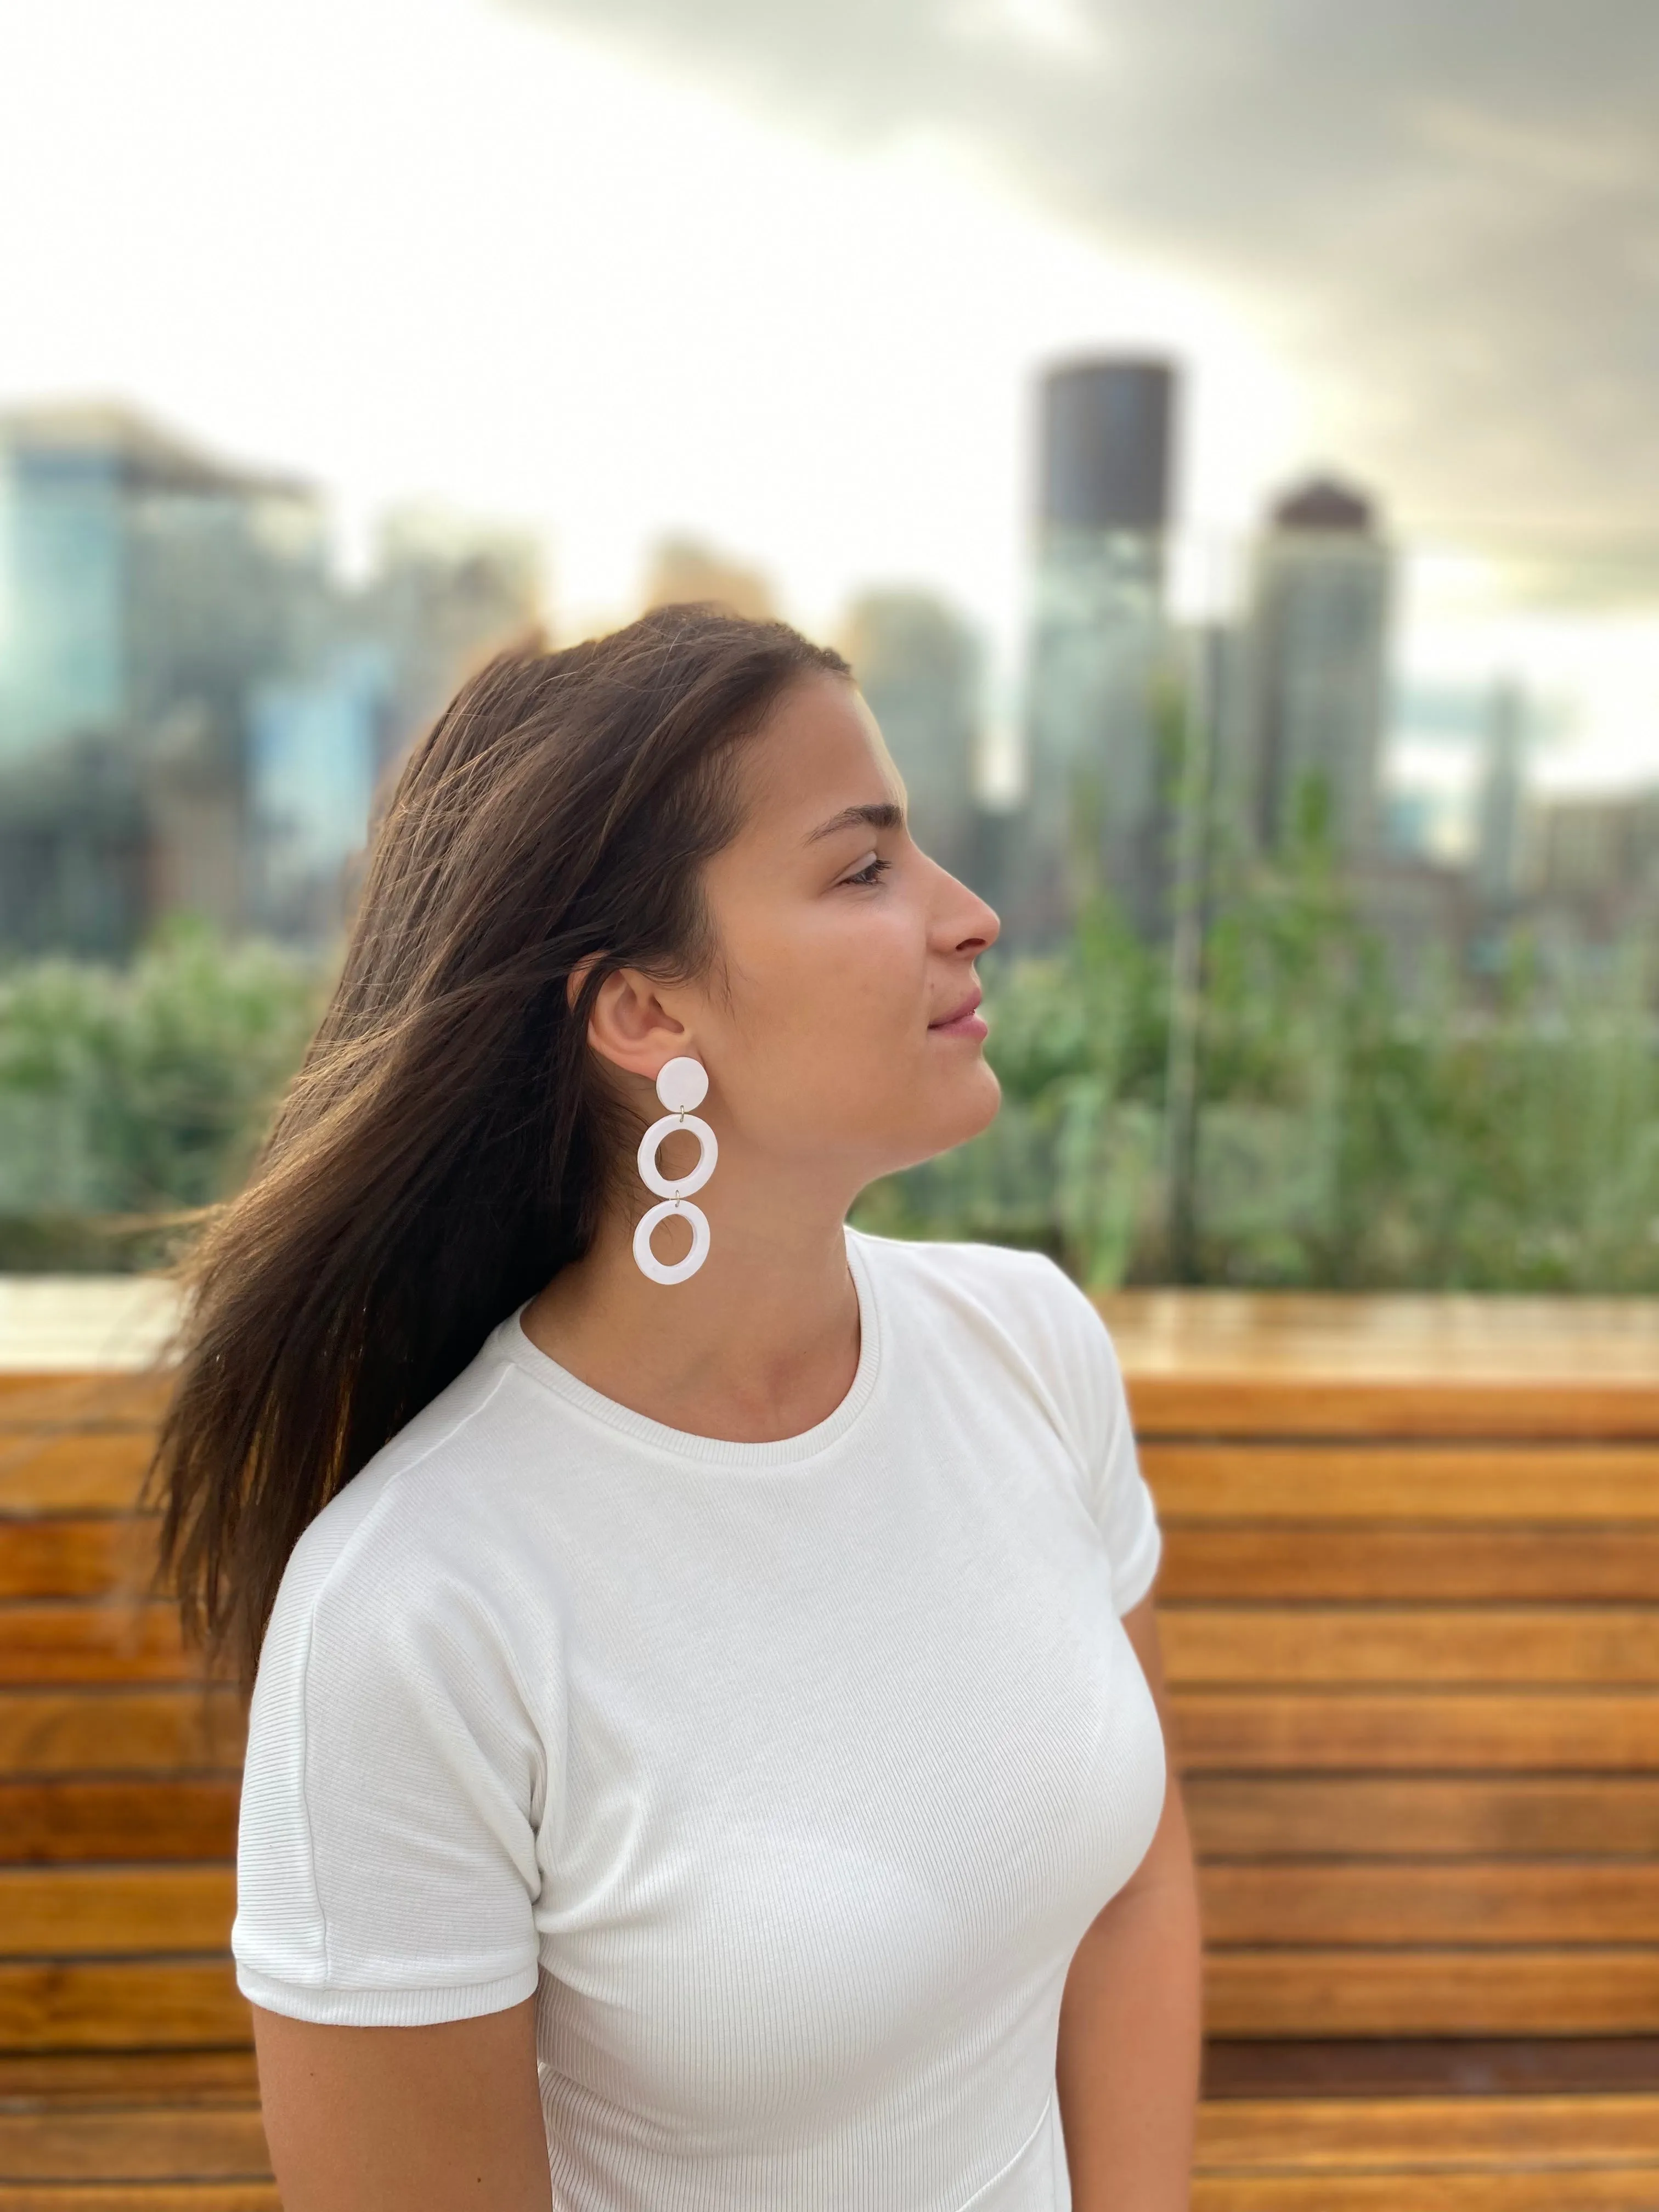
[4,1291,1658,2208]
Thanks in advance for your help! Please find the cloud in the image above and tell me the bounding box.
[502,0,1659,549]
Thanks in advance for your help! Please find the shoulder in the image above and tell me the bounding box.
[851,1226,1118,1372]
[849,1227,1127,1451]
[252,1317,552,1711]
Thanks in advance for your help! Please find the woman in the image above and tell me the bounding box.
[156,606,1202,2211]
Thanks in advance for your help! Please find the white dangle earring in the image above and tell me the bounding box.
[632,1056,718,1286]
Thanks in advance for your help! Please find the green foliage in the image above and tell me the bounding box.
[853,896,1170,1285]
[0,921,326,1269]
[857,809,1659,1293]
[2,890,1655,1289]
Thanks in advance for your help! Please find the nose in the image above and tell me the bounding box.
[929,856,1000,956]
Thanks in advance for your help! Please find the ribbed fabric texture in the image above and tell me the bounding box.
[234,1230,1166,2211]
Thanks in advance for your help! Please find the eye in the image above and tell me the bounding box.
[839,850,891,888]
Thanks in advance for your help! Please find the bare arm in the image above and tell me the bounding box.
[1055,1593,1203,2210]
[253,1997,552,2212]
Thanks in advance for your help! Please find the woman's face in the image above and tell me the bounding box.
[683,671,1002,1194]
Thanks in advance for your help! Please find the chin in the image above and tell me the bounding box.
[890,1063,1002,1172]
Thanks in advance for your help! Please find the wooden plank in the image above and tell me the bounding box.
[1194,2159,1659,2212]
[0,1871,234,1959]
[0,1523,159,1603]
[0,1783,239,1865]
[0,1961,251,2052]
[0,2188,278,2210]
[1142,1444,1659,1522]
[1131,1372,1659,1438]
[1201,2037,1659,2099]
[1160,1525,1659,1601]
[0,2106,268,2182]
[1160,1606,1659,1688]
[0,2051,258,2103]
[1190,2166,1659,2212]
[0,1692,244,1778]
[1203,1949,1659,2038]
[0,1605,196,1689]
[1199,1862,1659,1945]
[1197,2091,1659,2164]
[0,1375,167,1430]
[1170,1689,1659,1771]
[1099,1289,1659,1380]
[0,1438,154,1517]
[1099,1289,1659,1440]
[1185,1776,1659,1859]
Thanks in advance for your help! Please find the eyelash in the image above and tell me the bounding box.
[841,853,891,888]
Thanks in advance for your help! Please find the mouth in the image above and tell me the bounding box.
[928,986,988,1041]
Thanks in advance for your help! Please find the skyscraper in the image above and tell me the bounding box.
[1012,357,1178,944]
[356,505,544,778]
[0,404,329,951]
[643,538,774,624]
[839,590,984,888]
[0,413,548,953]
[1241,476,1393,864]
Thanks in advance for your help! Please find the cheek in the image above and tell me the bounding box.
[722,910,929,1113]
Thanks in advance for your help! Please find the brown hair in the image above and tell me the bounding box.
[153,604,849,1683]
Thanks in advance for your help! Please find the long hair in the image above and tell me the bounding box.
[152,605,849,1684]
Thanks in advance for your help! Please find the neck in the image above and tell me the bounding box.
[521,1158,865,1444]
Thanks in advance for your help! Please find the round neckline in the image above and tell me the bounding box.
[490,1226,883,1468]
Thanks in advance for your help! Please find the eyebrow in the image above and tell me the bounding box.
[805,801,905,845]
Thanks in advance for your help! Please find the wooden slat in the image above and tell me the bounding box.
[1130,1372,1659,1438]
[1199,1863,1659,1945]
[1160,1606,1659,1688]
[1193,2180,1659,2212]
[0,1374,168,1430]
[0,1606,195,1689]
[1197,2090,1659,2165]
[1160,1525,1659,1601]
[1170,1689,1659,1771]
[0,2107,268,2182]
[1200,2035,1659,2098]
[0,1438,154,1516]
[1204,1949,1659,2036]
[1142,1443,1659,1522]
[0,2051,258,2103]
[1192,2092,1659,2211]
[0,1783,239,1865]
[0,2188,278,2210]
[1186,1776,1659,1859]
[0,1523,159,1602]
[0,1961,250,2053]
[0,1692,243,1778]
[0,1871,234,1959]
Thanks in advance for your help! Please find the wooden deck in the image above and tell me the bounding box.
[3,1288,1658,2207]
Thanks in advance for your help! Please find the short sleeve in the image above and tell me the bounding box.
[1084,1324,1164,1616]
[233,1491,546,2027]
[977,1244,1164,1615]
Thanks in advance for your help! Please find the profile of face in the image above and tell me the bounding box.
[589,671,1002,1218]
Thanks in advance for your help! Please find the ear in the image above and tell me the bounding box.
[578,964,693,1088]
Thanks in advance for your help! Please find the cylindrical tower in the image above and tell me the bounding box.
[1039,358,1176,535]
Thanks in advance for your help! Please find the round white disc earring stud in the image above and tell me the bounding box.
[633,1199,711,1285]
[655,1057,709,1113]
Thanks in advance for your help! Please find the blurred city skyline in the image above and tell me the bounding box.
[5,0,1658,789]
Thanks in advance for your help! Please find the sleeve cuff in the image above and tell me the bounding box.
[236,1959,540,2027]
[1112,1514,1163,1616]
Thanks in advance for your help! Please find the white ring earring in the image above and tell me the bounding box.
[632,1056,715,1285]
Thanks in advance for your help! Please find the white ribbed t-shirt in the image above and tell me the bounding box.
[234,1228,1167,2212]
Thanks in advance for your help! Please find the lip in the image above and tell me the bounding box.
[928,986,988,1041]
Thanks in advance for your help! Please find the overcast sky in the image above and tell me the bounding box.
[3,0,1657,777]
